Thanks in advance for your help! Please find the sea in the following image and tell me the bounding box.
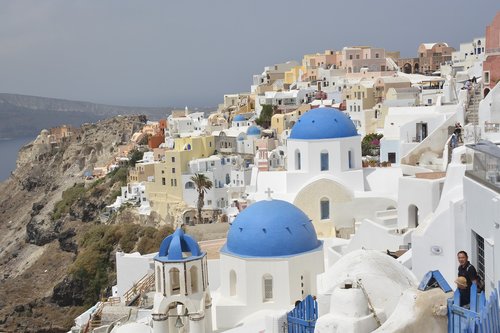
[0,137,33,182]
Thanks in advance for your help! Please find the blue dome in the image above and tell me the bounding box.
[289,107,358,140]
[222,200,322,258]
[233,115,246,121]
[247,126,261,136]
[155,228,204,262]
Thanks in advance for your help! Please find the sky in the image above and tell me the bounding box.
[0,0,498,108]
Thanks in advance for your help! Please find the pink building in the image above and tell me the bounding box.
[338,46,388,73]
[483,11,500,95]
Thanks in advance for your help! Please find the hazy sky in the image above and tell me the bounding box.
[0,1,498,107]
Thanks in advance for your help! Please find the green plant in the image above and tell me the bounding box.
[255,104,274,129]
[190,173,213,225]
[362,133,383,156]
[52,183,86,220]
[69,223,173,306]
[128,149,144,167]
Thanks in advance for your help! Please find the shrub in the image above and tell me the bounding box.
[69,223,173,305]
[52,183,86,220]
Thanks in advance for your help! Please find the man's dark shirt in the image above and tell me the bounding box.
[458,261,478,306]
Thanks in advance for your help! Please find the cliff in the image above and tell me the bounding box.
[0,115,167,332]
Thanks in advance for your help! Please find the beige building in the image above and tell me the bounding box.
[146,136,216,218]
[128,162,156,183]
[418,42,455,75]
[374,76,411,103]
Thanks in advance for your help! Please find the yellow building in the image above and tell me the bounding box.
[271,105,311,135]
[146,135,216,218]
[284,66,304,85]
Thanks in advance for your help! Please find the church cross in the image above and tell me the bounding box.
[265,187,274,200]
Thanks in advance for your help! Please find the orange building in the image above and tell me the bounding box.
[148,119,167,149]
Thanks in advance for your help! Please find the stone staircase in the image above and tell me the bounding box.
[465,88,482,125]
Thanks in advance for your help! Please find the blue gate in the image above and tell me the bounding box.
[287,295,318,333]
[448,281,500,332]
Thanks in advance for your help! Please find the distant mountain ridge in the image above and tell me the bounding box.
[0,93,213,139]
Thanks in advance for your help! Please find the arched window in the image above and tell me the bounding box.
[156,266,162,293]
[320,198,330,220]
[169,268,180,295]
[190,266,198,293]
[262,274,273,302]
[230,270,237,296]
[185,181,195,189]
[320,151,329,171]
[295,149,301,170]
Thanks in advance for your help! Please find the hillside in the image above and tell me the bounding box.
[0,115,170,332]
[0,93,214,139]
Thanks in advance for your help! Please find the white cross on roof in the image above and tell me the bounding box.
[265,187,274,200]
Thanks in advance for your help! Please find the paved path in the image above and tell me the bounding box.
[199,238,226,259]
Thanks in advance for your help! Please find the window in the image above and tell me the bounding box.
[375,53,379,58]
[320,151,329,171]
[185,181,195,189]
[156,266,162,293]
[169,268,180,295]
[348,150,353,169]
[472,230,485,282]
[171,157,175,163]
[174,179,177,186]
[357,105,361,112]
[190,266,198,293]
[230,270,237,296]
[484,71,490,84]
[162,177,166,186]
[295,150,301,170]
[388,152,396,163]
[172,168,175,173]
[207,200,212,205]
[263,275,273,301]
[349,55,353,60]
[320,198,330,219]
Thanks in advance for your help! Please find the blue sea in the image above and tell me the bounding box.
[0,137,33,182]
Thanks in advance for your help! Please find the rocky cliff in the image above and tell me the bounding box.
[0,115,165,332]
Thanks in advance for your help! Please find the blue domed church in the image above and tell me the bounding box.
[151,228,212,333]
[249,107,387,238]
[215,199,324,329]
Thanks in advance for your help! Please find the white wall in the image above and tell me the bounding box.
[216,248,323,329]
[116,252,155,301]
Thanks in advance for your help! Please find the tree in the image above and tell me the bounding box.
[190,173,213,225]
[128,149,144,167]
[255,104,274,129]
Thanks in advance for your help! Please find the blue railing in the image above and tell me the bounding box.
[448,282,500,332]
[287,295,318,333]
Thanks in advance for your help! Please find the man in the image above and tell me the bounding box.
[457,251,478,307]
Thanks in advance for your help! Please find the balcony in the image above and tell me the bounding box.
[465,141,500,192]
